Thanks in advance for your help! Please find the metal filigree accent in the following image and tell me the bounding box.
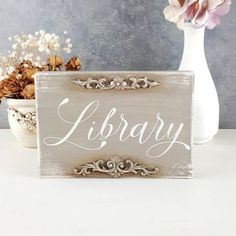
[73,76,160,90]
[73,156,159,178]
[7,108,36,133]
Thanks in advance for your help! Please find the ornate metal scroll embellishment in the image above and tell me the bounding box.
[73,76,160,90]
[7,108,36,133]
[73,156,159,178]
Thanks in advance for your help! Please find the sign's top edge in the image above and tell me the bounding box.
[34,71,194,77]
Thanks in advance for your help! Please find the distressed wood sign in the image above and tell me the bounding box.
[35,71,193,178]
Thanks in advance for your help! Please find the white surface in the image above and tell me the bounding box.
[0,129,236,236]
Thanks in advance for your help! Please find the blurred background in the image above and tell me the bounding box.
[0,0,235,128]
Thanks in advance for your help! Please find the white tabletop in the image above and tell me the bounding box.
[0,129,236,236]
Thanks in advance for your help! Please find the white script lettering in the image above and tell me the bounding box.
[43,98,190,158]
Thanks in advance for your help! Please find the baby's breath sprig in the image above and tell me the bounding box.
[0,31,81,100]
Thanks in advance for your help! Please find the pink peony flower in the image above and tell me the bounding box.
[164,0,231,30]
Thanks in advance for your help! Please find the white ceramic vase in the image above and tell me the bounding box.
[179,27,219,144]
[7,99,37,148]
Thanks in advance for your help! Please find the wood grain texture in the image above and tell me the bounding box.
[35,71,193,178]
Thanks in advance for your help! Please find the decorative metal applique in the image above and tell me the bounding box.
[7,108,36,133]
[73,156,159,178]
[73,76,160,90]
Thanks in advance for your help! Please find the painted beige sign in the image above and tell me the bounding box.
[35,71,193,178]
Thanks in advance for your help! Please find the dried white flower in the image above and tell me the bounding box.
[34,61,40,67]
[6,66,15,74]
[16,74,22,79]
[39,30,45,35]
[10,52,16,58]
[12,44,18,50]
[64,48,71,54]
[0,30,74,76]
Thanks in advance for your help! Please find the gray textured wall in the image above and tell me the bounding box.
[0,0,235,128]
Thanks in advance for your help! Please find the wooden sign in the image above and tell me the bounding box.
[35,71,193,178]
